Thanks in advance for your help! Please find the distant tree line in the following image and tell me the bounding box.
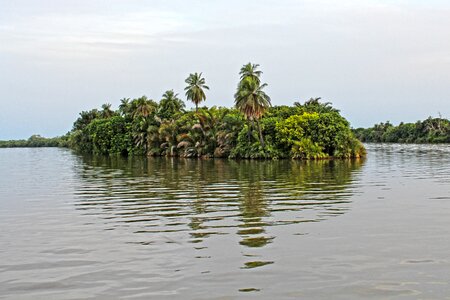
[353,117,450,143]
[0,135,68,148]
[66,63,365,159]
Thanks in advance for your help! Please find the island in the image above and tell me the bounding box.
[64,64,365,159]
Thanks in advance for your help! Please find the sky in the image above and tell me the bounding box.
[0,0,449,139]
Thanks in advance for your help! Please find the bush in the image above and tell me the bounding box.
[276,111,364,159]
[86,116,132,155]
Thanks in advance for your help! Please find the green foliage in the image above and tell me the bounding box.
[275,111,365,159]
[0,135,69,148]
[354,117,450,143]
[291,138,326,159]
[66,92,365,159]
[175,107,242,158]
[68,129,93,153]
[229,126,271,159]
[86,116,131,155]
[73,109,100,131]
[156,90,185,121]
[265,105,302,119]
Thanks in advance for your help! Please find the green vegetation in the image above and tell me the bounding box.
[354,117,450,143]
[0,135,68,148]
[0,63,366,159]
[66,63,365,159]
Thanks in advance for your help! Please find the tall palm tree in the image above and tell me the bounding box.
[234,76,271,147]
[239,63,262,85]
[184,72,209,112]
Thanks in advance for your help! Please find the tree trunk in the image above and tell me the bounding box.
[256,119,265,148]
[144,133,148,155]
[247,120,252,143]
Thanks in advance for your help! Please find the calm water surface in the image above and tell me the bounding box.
[0,144,449,299]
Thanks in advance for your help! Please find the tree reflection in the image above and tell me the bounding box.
[73,154,364,256]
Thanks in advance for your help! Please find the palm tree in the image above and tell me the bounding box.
[101,103,114,118]
[119,98,131,117]
[131,96,157,119]
[132,116,151,153]
[158,119,179,156]
[157,90,185,120]
[234,76,271,147]
[176,107,231,158]
[184,72,209,112]
[239,63,262,85]
[294,97,339,113]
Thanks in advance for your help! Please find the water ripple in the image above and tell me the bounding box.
[1,145,450,299]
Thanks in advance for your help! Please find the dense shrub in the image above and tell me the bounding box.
[275,112,365,159]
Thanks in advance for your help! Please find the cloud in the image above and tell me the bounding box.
[0,9,193,58]
[0,0,449,139]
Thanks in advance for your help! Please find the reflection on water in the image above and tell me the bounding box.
[73,156,364,261]
[1,144,450,299]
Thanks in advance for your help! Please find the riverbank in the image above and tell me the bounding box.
[0,135,67,148]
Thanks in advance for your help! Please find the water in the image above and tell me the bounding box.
[0,144,449,299]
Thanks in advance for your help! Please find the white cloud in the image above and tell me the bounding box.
[0,0,449,138]
[0,9,193,58]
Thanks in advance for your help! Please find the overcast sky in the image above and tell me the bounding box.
[1,0,449,139]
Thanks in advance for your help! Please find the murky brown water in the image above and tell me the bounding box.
[0,144,449,299]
